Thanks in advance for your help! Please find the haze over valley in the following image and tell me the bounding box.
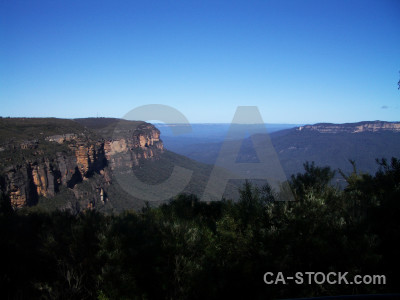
[158,121,400,183]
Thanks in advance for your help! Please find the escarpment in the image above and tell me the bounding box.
[297,121,400,133]
[103,122,163,170]
[0,118,163,208]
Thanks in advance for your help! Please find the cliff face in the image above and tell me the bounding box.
[0,119,163,208]
[4,154,78,207]
[104,123,163,170]
[297,121,400,134]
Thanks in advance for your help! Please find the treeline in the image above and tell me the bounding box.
[1,158,400,299]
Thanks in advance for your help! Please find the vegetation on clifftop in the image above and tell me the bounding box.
[0,118,89,144]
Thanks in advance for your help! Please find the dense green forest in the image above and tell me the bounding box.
[1,158,399,299]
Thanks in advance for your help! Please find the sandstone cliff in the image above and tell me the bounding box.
[103,123,163,170]
[0,118,163,208]
[297,121,400,133]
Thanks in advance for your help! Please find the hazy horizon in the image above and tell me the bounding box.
[2,115,400,126]
[1,116,399,126]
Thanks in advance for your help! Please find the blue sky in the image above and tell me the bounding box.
[1,0,399,124]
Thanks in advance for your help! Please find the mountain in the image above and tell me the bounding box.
[3,118,398,211]
[0,117,238,212]
[271,121,400,179]
[166,121,400,183]
[296,121,400,133]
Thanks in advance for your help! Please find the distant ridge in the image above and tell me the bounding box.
[296,121,400,133]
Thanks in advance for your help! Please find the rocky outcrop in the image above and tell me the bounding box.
[2,154,82,207]
[104,123,163,170]
[0,121,164,208]
[297,121,400,134]
[3,165,33,207]
[72,141,106,176]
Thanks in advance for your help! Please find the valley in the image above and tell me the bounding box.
[1,118,399,212]
[162,121,400,184]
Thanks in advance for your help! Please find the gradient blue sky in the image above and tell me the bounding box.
[1,0,399,124]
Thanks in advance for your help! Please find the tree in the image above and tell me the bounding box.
[398,71,400,90]
[0,192,13,216]
[290,161,335,199]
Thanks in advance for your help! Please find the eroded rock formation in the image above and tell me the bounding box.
[0,121,163,208]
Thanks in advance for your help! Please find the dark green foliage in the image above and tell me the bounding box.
[398,71,400,90]
[74,118,145,140]
[0,191,13,216]
[1,158,399,299]
[0,118,88,144]
[0,140,73,172]
[291,161,336,199]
